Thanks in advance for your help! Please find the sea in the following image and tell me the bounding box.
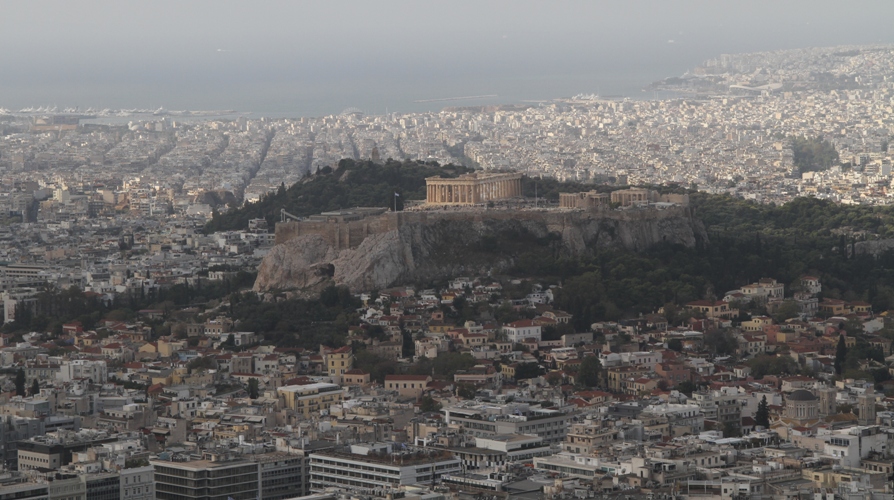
[4,35,893,122]
[3,62,695,123]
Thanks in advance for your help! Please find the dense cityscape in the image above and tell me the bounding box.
[2,44,894,500]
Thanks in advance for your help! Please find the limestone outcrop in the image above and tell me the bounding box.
[254,208,707,294]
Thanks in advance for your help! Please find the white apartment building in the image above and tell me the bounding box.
[502,320,541,344]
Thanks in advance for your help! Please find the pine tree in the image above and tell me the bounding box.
[401,330,414,358]
[755,395,770,428]
[248,378,259,399]
[14,369,25,397]
[835,334,847,376]
[30,379,40,396]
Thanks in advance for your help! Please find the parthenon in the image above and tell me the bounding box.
[425,172,523,205]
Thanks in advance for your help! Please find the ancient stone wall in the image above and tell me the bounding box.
[274,205,694,249]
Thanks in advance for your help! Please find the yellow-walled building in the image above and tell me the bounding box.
[278,382,344,417]
[324,345,353,384]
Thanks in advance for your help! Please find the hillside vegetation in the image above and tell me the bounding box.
[206,159,473,232]
[206,158,614,233]
[190,159,894,347]
[11,164,894,352]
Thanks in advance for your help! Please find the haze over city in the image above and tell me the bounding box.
[7,3,894,500]
[2,0,894,115]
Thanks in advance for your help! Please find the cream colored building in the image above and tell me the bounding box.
[324,346,352,384]
[785,389,819,423]
[384,374,431,398]
[278,383,345,417]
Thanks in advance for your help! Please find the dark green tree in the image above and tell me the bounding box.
[746,355,798,378]
[772,300,801,324]
[223,334,237,351]
[367,325,387,341]
[432,352,476,379]
[30,379,40,396]
[248,378,260,399]
[401,329,414,358]
[578,355,601,388]
[676,380,697,396]
[722,422,742,438]
[124,458,150,469]
[187,356,218,372]
[705,330,739,356]
[419,395,442,413]
[755,395,770,428]
[667,338,683,352]
[457,383,477,400]
[514,363,543,380]
[14,369,25,397]
[842,318,864,337]
[835,334,847,376]
[791,136,840,174]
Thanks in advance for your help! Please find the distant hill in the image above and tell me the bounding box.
[205,159,474,233]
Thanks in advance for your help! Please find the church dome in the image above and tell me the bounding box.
[788,389,817,401]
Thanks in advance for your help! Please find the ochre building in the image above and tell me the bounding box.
[426,172,523,204]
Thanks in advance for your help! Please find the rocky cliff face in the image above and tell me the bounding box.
[254,209,707,294]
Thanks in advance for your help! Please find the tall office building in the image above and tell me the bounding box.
[152,452,312,500]
[152,459,260,500]
[309,443,461,495]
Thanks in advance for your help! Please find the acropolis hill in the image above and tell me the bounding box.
[254,188,707,294]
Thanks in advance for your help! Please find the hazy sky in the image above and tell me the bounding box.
[2,1,893,115]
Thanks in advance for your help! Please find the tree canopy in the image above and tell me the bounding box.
[755,395,770,428]
[206,159,473,232]
[578,355,601,388]
[791,136,840,174]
